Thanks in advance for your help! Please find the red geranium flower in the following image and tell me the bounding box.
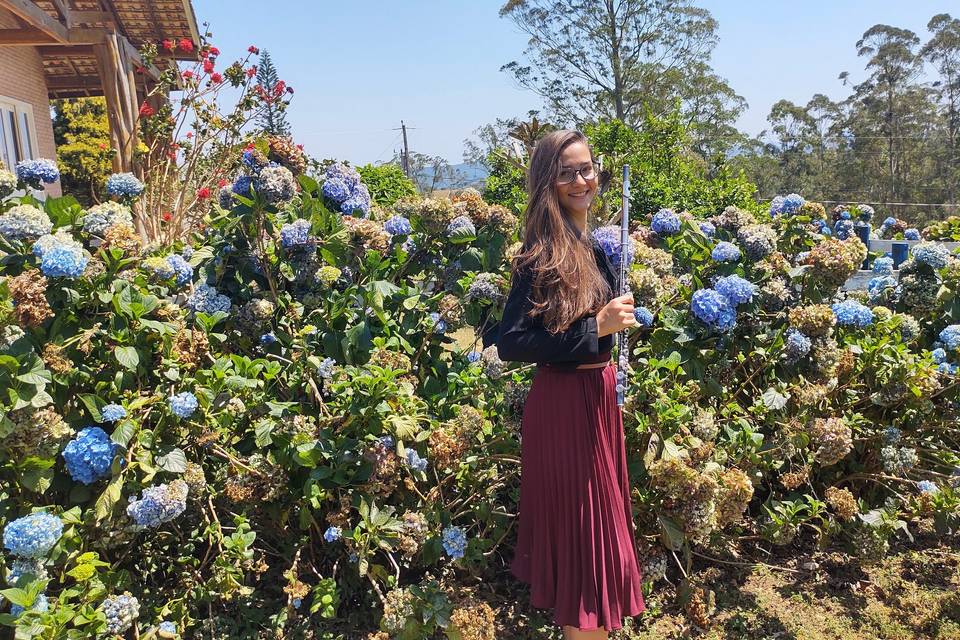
[209,46,220,56]
[182,70,194,79]
[135,65,146,75]
[196,187,211,200]
[203,59,215,73]
[185,132,193,139]
[138,102,155,117]
[162,39,175,51]
[210,72,223,84]
[246,66,257,78]
[178,38,194,53]
[248,45,259,54]
[162,212,172,222]
[218,179,229,188]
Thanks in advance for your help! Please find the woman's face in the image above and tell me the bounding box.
[555,141,597,217]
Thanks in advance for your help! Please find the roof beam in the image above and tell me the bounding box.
[46,75,103,91]
[0,27,57,45]
[0,0,68,42]
[37,44,96,56]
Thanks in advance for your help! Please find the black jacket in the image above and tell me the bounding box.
[494,235,617,366]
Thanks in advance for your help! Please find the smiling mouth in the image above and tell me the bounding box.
[569,190,590,197]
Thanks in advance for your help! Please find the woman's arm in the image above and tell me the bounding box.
[495,268,600,363]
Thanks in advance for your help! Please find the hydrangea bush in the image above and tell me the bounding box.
[1,151,958,638]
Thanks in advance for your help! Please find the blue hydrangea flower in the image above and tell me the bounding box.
[441,525,467,559]
[186,283,231,314]
[384,215,412,236]
[446,215,476,239]
[780,193,804,214]
[317,357,336,379]
[938,362,958,375]
[15,158,59,187]
[100,593,140,635]
[41,244,88,278]
[165,254,193,286]
[711,241,741,263]
[714,275,757,306]
[834,219,854,240]
[592,225,635,265]
[126,480,188,528]
[405,448,428,472]
[10,593,49,618]
[6,557,47,584]
[232,175,254,196]
[101,404,127,423]
[429,312,447,335]
[840,210,852,220]
[63,427,120,484]
[339,185,371,217]
[917,480,938,494]
[698,221,716,237]
[785,329,811,359]
[323,526,342,542]
[911,242,950,269]
[884,426,902,444]
[377,435,395,450]
[867,275,897,302]
[940,325,960,351]
[904,228,921,241]
[769,196,785,216]
[169,392,198,419]
[3,512,63,558]
[280,219,311,248]
[105,173,144,198]
[634,307,654,327]
[158,621,178,637]
[241,149,268,172]
[466,350,482,363]
[931,348,947,364]
[0,204,53,242]
[691,289,736,333]
[651,208,681,236]
[882,217,897,227]
[831,300,874,328]
[260,332,277,346]
[322,177,351,203]
[872,256,894,275]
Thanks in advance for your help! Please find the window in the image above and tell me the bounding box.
[0,96,39,171]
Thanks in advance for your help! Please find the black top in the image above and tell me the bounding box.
[494,235,617,368]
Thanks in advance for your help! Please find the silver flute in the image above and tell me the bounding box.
[615,165,630,407]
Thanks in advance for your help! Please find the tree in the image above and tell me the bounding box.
[52,97,113,204]
[256,49,291,136]
[499,0,746,159]
[462,111,555,168]
[395,152,470,195]
[921,14,960,203]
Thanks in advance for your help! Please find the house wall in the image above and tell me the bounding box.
[0,7,60,196]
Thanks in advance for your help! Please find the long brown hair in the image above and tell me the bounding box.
[511,130,612,334]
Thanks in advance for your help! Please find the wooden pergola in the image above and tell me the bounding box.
[0,0,199,173]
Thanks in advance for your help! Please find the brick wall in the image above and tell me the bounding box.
[0,7,61,196]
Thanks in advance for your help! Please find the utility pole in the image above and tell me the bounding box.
[394,121,413,178]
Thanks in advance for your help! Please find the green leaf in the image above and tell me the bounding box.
[659,515,685,551]
[156,447,187,473]
[761,387,788,411]
[94,475,124,522]
[110,420,136,447]
[114,346,139,371]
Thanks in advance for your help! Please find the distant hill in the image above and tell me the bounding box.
[419,161,489,190]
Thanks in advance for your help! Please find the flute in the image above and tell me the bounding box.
[616,165,630,407]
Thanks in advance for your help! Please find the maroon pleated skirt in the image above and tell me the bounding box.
[510,353,645,632]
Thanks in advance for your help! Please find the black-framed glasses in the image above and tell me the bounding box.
[557,160,600,185]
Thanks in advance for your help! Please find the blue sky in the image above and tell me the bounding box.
[195,0,956,166]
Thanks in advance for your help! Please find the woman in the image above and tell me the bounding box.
[496,130,644,638]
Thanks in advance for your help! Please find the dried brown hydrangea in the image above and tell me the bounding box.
[825,486,857,520]
[715,468,754,528]
[171,328,209,371]
[808,417,852,466]
[780,467,809,490]
[802,237,867,290]
[102,223,142,255]
[341,215,390,253]
[8,270,53,327]
[449,601,497,640]
[789,304,836,337]
[1,407,74,457]
[41,343,72,374]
